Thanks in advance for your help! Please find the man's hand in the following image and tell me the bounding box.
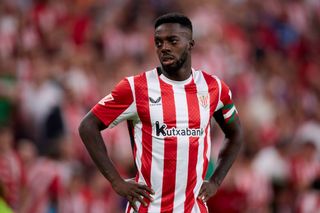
[198,180,219,202]
[112,178,154,212]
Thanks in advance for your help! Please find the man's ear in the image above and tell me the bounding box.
[189,40,195,50]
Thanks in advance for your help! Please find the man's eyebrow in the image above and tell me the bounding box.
[154,35,182,40]
[155,33,192,40]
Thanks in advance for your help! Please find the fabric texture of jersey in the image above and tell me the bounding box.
[92,68,238,213]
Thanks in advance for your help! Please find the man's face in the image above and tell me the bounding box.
[154,23,194,72]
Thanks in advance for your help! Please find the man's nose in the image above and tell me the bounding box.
[161,42,171,52]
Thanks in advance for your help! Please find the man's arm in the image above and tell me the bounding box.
[198,109,243,202]
[78,111,154,211]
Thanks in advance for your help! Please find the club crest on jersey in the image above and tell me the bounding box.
[149,96,161,106]
[198,94,209,108]
[98,94,114,105]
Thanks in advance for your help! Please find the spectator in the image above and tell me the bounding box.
[0,126,24,210]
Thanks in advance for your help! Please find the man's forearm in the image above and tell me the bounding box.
[78,121,123,185]
[210,132,242,186]
[78,113,154,207]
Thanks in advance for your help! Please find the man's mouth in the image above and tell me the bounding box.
[161,55,175,65]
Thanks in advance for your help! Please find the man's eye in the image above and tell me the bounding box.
[171,40,177,44]
[155,41,162,47]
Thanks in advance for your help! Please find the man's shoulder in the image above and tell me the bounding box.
[193,69,221,82]
[128,68,157,80]
[126,68,157,81]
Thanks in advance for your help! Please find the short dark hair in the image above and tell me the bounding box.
[154,13,192,32]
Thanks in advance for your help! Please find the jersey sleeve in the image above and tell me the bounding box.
[215,80,238,124]
[92,78,136,128]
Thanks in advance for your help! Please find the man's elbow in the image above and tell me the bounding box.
[227,126,243,148]
[237,130,243,146]
[233,127,243,151]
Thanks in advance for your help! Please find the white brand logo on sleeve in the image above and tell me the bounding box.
[98,94,114,105]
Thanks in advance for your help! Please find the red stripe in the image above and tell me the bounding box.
[134,73,152,210]
[184,80,201,213]
[220,80,231,105]
[197,198,208,212]
[202,125,209,179]
[138,205,149,213]
[132,123,140,187]
[202,73,220,179]
[202,73,220,117]
[126,204,132,213]
[159,80,177,213]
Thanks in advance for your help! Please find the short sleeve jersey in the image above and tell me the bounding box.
[92,68,238,213]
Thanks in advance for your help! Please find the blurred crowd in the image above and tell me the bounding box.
[0,0,320,212]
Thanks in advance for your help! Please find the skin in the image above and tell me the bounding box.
[78,114,154,211]
[78,22,242,211]
[198,112,242,202]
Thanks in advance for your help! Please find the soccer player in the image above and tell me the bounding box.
[78,13,243,213]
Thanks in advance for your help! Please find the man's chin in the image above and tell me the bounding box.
[161,63,178,72]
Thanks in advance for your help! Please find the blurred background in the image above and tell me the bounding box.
[0,0,320,212]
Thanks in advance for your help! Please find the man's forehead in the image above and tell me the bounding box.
[154,23,192,37]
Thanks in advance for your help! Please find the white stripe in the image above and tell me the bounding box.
[192,202,201,213]
[127,76,135,101]
[194,71,211,212]
[108,103,136,128]
[205,74,212,175]
[228,89,232,99]
[128,76,144,187]
[172,83,189,213]
[223,105,236,119]
[134,121,146,187]
[125,203,134,213]
[146,69,164,212]
[206,126,211,169]
[131,75,145,193]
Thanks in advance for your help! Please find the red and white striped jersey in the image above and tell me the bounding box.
[20,158,63,213]
[92,68,238,213]
[0,151,24,210]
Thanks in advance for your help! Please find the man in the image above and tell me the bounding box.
[78,13,243,213]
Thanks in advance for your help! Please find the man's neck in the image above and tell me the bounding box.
[159,65,192,81]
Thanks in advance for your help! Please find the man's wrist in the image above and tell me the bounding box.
[110,176,125,187]
[209,176,221,187]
